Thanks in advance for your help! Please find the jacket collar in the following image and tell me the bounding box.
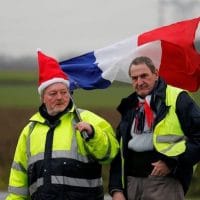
[30,100,75,124]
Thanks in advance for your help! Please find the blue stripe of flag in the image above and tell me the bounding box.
[60,51,111,90]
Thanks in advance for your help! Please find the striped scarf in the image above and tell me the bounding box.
[134,96,154,134]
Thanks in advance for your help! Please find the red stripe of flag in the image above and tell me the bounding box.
[138,17,200,92]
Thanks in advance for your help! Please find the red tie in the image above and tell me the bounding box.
[144,99,154,128]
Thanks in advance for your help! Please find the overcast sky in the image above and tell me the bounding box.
[0,0,199,59]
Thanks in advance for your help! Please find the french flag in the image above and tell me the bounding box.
[60,17,200,92]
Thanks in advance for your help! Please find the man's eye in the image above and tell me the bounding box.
[141,74,148,79]
[49,93,56,96]
[132,77,137,81]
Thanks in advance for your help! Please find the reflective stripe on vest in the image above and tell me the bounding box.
[12,161,27,173]
[153,85,186,156]
[29,176,103,195]
[8,185,29,196]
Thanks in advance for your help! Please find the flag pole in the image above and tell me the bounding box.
[70,94,90,141]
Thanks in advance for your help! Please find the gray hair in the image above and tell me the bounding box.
[128,56,157,76]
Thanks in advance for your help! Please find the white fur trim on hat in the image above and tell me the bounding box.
[38,77,69,95]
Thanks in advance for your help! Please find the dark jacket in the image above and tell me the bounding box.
[109,78,200,196]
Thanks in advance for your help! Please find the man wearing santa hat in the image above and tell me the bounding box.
[6,50,119,200]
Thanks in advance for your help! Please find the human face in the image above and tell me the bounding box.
[130,63,158,97]
[42,82,70,116]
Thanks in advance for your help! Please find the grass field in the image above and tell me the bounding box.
[1,69,200,108]
[0,70,133,108]
[0,83,133,108]
[0,70,200,198]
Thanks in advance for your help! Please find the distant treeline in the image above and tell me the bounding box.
[0,55,36,70]
[0,52,81,70]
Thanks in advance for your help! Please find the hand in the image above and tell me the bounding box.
[75,122,93,135]
[112,191,126,200]
[151,160,171,176]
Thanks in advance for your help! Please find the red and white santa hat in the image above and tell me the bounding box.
[37,49,69,95]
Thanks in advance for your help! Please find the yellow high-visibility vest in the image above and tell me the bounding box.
[6,107,119,200]
[153,85,186,157]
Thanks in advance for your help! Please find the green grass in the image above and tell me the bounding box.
[0,69,37,81]
[0,84,133,108]
[1,83,200,108]
[0,85,40,108]
[0,69,133,108]
[73,86,132,108]
[1,69,200,108]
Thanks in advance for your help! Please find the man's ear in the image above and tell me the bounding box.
[154,69,159,80]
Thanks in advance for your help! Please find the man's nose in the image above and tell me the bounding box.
[137,77,143,85]
[56,92,62,98]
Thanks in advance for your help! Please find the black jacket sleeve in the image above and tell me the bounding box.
[108,151,124,195]
[176,91,200,166]
[108,124,124,195]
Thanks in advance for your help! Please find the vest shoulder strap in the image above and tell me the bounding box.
[166,85,183,107]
